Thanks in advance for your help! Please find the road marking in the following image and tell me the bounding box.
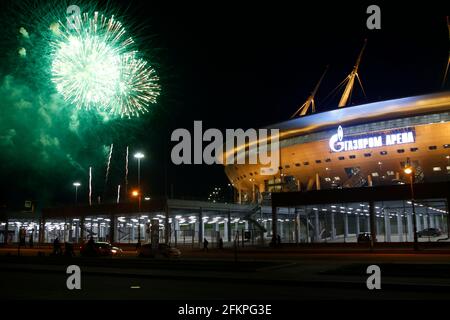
[130,286,141,289]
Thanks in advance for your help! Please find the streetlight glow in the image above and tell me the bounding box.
[134,152,145,159]
[404,167,413,175]
[73,181,81,205]
[132,190,139,197]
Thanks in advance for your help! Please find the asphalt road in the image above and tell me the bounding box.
[2,250,450,300]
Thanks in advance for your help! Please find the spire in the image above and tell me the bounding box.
[290,66,328,118]
[338,39,367,108]
[442,16,450,88]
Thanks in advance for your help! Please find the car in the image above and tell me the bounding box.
[357,232,373,243]
[80,241,115,257]
[417,228,442,237]
[111,246,123,256]
[138,243,181,258]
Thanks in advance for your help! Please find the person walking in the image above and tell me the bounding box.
[203,238,209,252]
[53,237,61,255]
[28,229,34,248]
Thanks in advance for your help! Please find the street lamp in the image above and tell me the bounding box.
[132,189,142,244]
[134,152,144,245]
[403,163,418,251]
[134,152,145,188]
[73,182,81,205]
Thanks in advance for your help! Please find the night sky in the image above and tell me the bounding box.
[0,1,448,209]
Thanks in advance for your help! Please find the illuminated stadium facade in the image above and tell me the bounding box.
[225,92,450,204]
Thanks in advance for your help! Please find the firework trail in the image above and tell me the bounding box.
[125,146,129,193]
[105,143,113,185]
[117,184,121,203]
[89,166,92,206]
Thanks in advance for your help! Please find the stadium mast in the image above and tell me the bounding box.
[338,39,367,107]
[290,65,328,118]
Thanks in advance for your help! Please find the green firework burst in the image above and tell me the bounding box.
[50,11,160,118]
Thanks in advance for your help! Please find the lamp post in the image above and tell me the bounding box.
[134,152,144,188]
[132,189,141,244]
[73,182,81,205]
[404,165,419,251]
[134,152,144,245]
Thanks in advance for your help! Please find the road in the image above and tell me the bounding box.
[2,248,450,300]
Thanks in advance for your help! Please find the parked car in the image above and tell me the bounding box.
[80,241,117,257]
[138,243,181,258]
[417,228,441,237]
[357,232,374,244]
[111,246,123,256]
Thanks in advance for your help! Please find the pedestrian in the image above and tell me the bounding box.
[203,238,209,252]
[218,237,224,250]
[19,228,26,248]
[29,229,34,248]
[53,237,61,255]
[277,234,281,245]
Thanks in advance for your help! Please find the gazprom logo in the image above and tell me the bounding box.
[337,125,344,141]
[329,125,415,153]
[329,126,346,152]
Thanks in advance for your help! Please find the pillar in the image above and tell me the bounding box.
[109,214,115,243]
[215,222,220,241]
[367,175,373,187]
[366,217,370,233]
[174,218,180,245]
[194,222,199,243]
[356,215,360,235]
[407,211,413,242]
[227,210,231,242]
[307,177,314,191]
[79,217,85,243]
[165,207,170,244]
[429,214,435,228]
[384,211,391,242]
[252,184,256,204]
[315,173,321,190]
[259,183,265,194]
[295,211,300,243]
[423,214,428,229]
[344,214,349,239]
[305,214,310,243]
[369,201,376,248]
[224,219,229,242]
[435,215,440,230]
[416,213,422,231]
[198,208,203,244]
[331,211,336,240]
[271,205,277,244]
[279,220,284,240]
[397,211,404,242]
[376,219,381,239]
[314,211,320,242]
